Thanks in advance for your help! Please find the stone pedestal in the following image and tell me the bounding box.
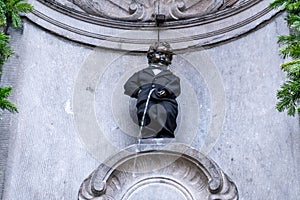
[79,142,238,200]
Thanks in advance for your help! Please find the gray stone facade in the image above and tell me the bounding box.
[0,0,299,199]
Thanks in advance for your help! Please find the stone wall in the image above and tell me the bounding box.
[0,6,299,200]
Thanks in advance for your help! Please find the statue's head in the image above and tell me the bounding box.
[147,42,173,66]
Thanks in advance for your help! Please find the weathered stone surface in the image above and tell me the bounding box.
[66,0,240,21]
[206,15,300,199]
[26,0,280,50]
[0,10,299,200]
[1,20,99,200]
[0,27,25,198]
[79,143,238,200]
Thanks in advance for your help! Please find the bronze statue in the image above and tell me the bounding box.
[124,42,181,138]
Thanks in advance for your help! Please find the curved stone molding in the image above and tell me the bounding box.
[26,0,280,50]
[78,142,238,200]
[67,0,240,21]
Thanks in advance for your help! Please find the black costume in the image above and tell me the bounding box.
[124,67,181,138]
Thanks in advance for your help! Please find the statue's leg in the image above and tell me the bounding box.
[156,101,178,138]
[137,102,150,126]
[137,102,161,138]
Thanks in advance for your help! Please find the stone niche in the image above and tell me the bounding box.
[78,142,238,200]
[1,0,299,199]
[27,0,280,50]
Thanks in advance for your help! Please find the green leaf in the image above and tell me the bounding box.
[286,1,300,11]
[0,0,33,115]
[269,0,287,9]
[0,87,18,113]
[0,86,13,98]
[4,0,34,28]
[11,11,21,27]
[14,1,33,13]
[276,78,300,116]
[0,31,13,65]
[0,1,6,26]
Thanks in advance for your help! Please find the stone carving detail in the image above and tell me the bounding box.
[66,0,240,21]
[78,143,238,200]
[29,0,277,49]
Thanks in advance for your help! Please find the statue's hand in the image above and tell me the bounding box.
[157,89,167,97]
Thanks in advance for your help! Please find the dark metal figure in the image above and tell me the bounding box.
[124,42,181,138]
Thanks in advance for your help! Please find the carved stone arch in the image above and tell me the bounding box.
[67,0,241,21]
[78,142,238,200]
[27,0,280,51]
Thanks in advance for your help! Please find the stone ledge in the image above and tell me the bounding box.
[78,143,238,200]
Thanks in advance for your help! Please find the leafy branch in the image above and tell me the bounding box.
[270,0,300,116]
[0,0,33,114]
[0,86,17,113]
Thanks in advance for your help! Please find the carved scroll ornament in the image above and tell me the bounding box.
[28,0,278,50]
[68,0,240,21]
[78,143,238,200]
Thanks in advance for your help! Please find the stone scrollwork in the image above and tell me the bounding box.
[67,0,240,21]
[167,0,240,20]
[78,143,238,200]
[68,0,144,21]
[28,0,279,50]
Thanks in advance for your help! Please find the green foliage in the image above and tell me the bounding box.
[276,59,300,115]
[0,31,13,66]
[0,86,17,113]
[277,34,300,59]
[0,0,33,28]
[0,1,6,26]
[0,0,33,114]
[270,0,300,116]
[270,0,300,11]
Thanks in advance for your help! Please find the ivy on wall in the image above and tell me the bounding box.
[0,0,33,114]
[270,0,300,116]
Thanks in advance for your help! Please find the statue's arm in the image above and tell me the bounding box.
[124,72,141,98]
[164,76,181,98]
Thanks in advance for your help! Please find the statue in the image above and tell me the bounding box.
[124,42,181,139]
